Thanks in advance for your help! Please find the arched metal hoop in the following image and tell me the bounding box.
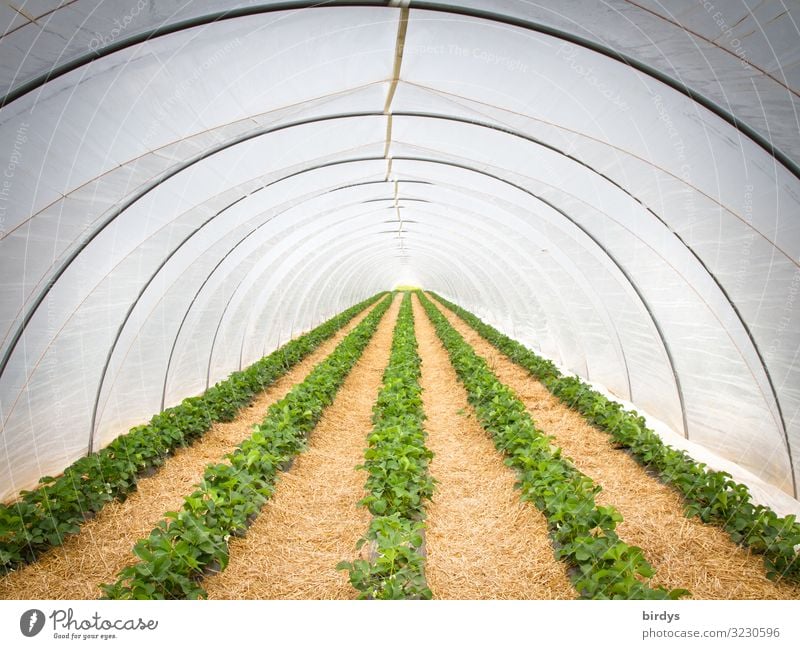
[2,1,797,182]
[3,114,794,494]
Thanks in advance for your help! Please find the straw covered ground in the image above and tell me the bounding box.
[433,296,800,600]
[0,303,378,600]
[203,295,401,599]
[412,295,575,599]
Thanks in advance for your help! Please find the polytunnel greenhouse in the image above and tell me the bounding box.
[1,0,799,607]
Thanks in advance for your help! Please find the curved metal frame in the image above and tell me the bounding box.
[93,152,682,436]
[380,207,620,385]
[229,214,525,375]
[3,111,780,418]
[203,187,416,387]
[219,198,587,382]
[2,118,794,491]
[89,176,394,450]
[2,0,796,182]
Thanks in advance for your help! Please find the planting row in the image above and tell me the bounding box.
[100,294,393,599]
[430,293,800,583]
[417,293,688,599]
[338,293,434,599]
[0,293,385,574]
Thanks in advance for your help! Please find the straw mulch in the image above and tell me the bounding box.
[412,295,575,599]
[203,296,401,599]
[0,304,379,601]
[434,298,800,600]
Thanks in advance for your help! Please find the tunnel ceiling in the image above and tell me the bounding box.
[0,0,798,501]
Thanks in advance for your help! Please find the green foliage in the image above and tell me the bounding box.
[0,293,386,576]
[418,292,685,600]
[338,294,434,599]
[430,291,800,584]
[101,294,393,599]
[337,515,430,600]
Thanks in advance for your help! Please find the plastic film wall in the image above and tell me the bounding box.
[0,1,798,503]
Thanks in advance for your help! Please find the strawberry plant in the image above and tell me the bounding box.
[338,293,434,599]
[341,515,429,599]
[0,293,386,575]
[418,292,687,600]
[430,292,800,584]
[101,294,394,599]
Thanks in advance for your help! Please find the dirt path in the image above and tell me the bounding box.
[432,296,800,600]
[204,296,401,599]
[0,303,379,600]
[412,295,575,599]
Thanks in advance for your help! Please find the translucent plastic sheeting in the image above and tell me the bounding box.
[386,148,792,493]
[584,376,800,519]
[0,4,798,503]
[1,137,391,496]
[95,171,395,450]
[0,1,297,96]
[425,0,800,164]
[0,7,397,348]
[0,82,390,356]
[386,94,800,490]
[379,178,668,406]
[2,1,797,163]
[396,10,800,494]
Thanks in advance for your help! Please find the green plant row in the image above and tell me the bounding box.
[101,294,394,599]
[338,293,434,599]
[429,292,800,583]
[0,293,386,575]
[418,292,686,599]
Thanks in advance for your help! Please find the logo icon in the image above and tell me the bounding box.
[20,609,45,637]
